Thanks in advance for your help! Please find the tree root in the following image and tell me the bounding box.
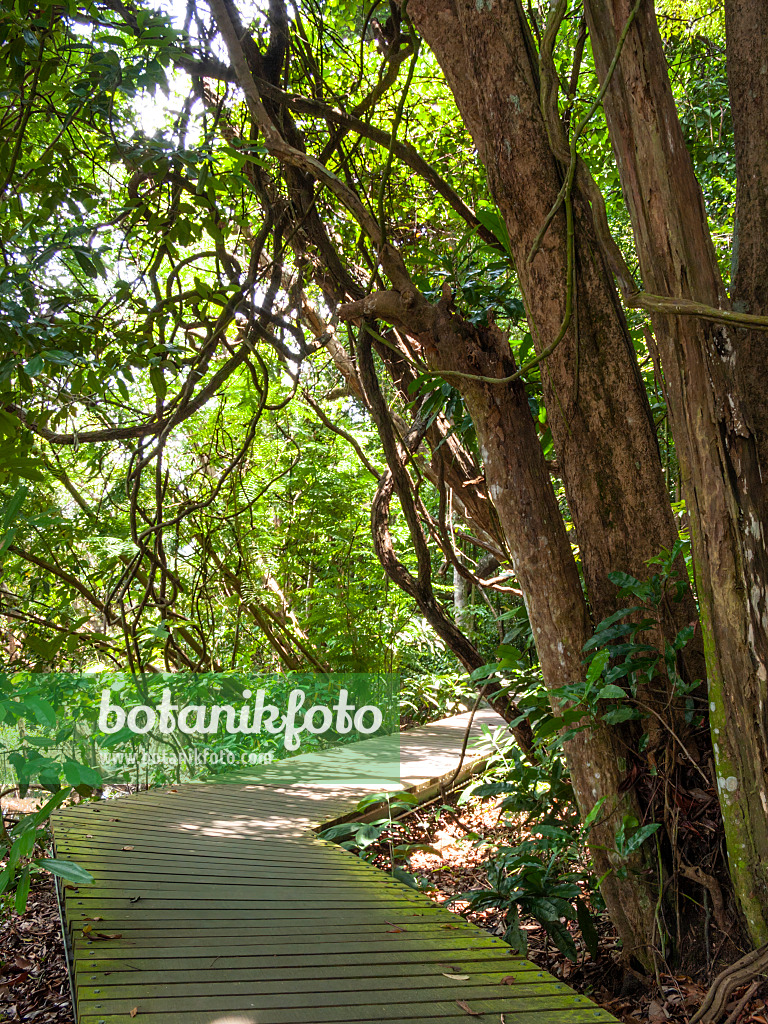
[723,980,761,1024]
[691,943,768,1023]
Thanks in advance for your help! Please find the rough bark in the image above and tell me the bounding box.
[583,0,768,943]
[341,276,658,967]
[725,0,768,473]
[407,0,701,652]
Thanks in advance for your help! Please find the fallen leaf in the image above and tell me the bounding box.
[13,957,31,970]
[93,932,122,940]
[83,916,103,922]
[456,1000,483,1016]
[648,999,667,1022]
[386,927,404,933]
[440,924,461,930]
[82,924,92,936]
[129,896,141,904]
[130,1007,138,1017]
[122,846,134,851]
[500,976,516,985]
[442,973,470,981]
[109,818,119,821]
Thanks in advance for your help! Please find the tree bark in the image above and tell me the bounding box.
[725,0,768,473]
[407,0,701,653]
[341,278,659,967]
[583,0,768,944]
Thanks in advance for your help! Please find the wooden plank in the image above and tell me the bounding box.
[76,975,568,1000]
[78,990,598,1014]
[75,956,536,981]
[67,921,481,937]
[79,1008,613,1024]
[73,964,544,987]
[62,872,424,892]
[72,938,507,958]
[67,908,463,927]
[76,950,525,969]
[53,709,617,1024]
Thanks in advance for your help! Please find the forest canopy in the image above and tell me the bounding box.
[1,0,768,986]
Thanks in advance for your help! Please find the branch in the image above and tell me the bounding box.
[302,392,382,479]
[626,290,768,331]
[208,0,384,246]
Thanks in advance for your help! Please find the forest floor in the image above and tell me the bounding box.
[1,789,74,1023]
[365,798,768,1024]
[0,877,73,1023]
[3,794,768,1024]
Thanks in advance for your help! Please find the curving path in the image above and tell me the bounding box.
[53,710,617,1024]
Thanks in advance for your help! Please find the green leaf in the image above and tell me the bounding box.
[475,202,513,256]
[0,527,17,554]
[588,606,642,638]
[623,822,661,857]
[2,485,28,530]
[583,797,606,828]
[15,867,30,913]
[542,917,578,962]
[596,683,627,700]
[33,858,94,885]
[495,643,523,666]
[72,248,99,278]
[586,649,609,685]
[24,354,44,377]
[43,349,74,365]
[607,571,642,591]
[30,787,72,828]
[0,864,12,896]
[63,760,101,789]
[576,898,599,959]
[24,695,57,727]
[503,904,526,955]
[602,706,642,725]
[149,366,167,402]
[354,822,386,848]
[391,866,423,890]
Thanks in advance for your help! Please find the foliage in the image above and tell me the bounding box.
[554,540,703,741]
[0,787,94,912]
[318,790,434,889]
[0,0,748,955]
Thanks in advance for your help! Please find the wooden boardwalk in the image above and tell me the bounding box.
[53,710,617,1024]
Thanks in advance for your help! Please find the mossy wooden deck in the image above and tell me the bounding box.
[53,710,617,1024]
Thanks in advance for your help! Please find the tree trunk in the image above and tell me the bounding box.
[407,0,703,658]
[453,558,472,635]
[341,279,659,968]
[725,0,768,473]
[583,0,768,944]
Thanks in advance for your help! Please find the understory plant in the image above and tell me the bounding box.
[455,544,698,961]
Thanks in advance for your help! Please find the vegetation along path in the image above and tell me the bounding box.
[51,711,617,1024]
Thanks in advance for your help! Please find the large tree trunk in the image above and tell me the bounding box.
[725,0,768,473]
[406,0,707,965]
[407,0,702,654]
[341,279,659,968]
[583,0,768,944]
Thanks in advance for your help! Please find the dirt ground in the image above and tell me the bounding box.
[366,798,768,1024]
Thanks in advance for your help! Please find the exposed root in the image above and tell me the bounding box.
[691,943,768,1023]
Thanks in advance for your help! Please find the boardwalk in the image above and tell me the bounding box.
[53,710,617,1024]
